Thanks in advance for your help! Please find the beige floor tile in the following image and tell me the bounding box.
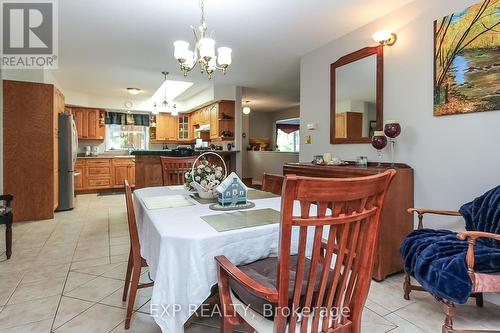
[0,271,23,291]
[365,298,392,317]
[0,286,16,306]
[110,312,161,333]
[72,246,109,261]
[8,276,65,304]
[70,256,110,271]
[393,295,500,332]
[361,307,397,332]
[54,303,126,333]
[21,262,70,284]
[110,236,130,246]
[53,296,94,329]
[72,261,123,276]
[137,299,151,314]
[63,272,97,294]
[0,318,53,333]
[367,279,419,312]
[101,261,128,280]
[111,253,130,264]
[110,244,130,257]
[384,313,428,332]
[99,285,151,310]
[185,323,220,333]
[65,276,123,302]
[0,295,60,330]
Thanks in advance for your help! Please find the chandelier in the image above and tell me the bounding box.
[153,71,178,116]
[173,0,232,79]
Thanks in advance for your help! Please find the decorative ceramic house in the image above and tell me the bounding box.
[216,172,248,207]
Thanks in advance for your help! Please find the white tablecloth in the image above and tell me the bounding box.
[133,187,320,333]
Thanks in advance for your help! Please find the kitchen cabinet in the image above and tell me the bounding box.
[154,113,177,141]
[85,159,113,189]
[208,101,235,141]
[73,108,105,140]
[3,80,64,221]
[178,115,192,141]
[75,159,84,191]
[112,159,136,187]
[209,104,219,140]
[75,157,136,193]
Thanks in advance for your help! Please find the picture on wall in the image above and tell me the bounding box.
[433,0,499,116]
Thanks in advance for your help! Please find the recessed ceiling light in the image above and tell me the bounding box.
[127,88,141,95]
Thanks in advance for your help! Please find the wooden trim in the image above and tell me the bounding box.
[330,45,384,144]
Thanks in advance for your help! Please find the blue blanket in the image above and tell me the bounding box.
[400,186,500,304]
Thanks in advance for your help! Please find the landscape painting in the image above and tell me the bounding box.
[433,0,499,116]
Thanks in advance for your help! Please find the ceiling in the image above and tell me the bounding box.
[52,0,413,112]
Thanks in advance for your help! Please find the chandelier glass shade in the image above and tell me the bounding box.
[153,71,177,115]
[173,0,232,79]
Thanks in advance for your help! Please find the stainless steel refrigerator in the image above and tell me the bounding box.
[57,112,78,211]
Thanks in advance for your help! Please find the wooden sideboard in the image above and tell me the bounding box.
[283,162,414,281]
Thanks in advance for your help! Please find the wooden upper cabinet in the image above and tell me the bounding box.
[73,108,105,140]
[154,113,177,141]
[209,104,219,139]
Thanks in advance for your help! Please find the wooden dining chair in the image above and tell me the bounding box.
[0,194,13,259]
[261,173,284,195]
[216,170,395,333]
[122,180,154,329]
[160,156,197,186]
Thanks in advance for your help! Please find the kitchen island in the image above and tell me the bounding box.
[132,150,238,189]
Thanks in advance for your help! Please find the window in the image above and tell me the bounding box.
[275,118,300,152]
[105,124,148,151]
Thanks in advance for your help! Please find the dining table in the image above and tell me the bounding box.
[133,185,280,332]
[133,185,322,333]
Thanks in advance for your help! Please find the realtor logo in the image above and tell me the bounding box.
[1,0,58,68]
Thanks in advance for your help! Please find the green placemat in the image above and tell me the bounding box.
[190,190,279,205]
[142,195,195,210]
[201,208,280,232]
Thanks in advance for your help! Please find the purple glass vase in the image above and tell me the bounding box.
[384,120,401,139]
[384,120,401,168]
[371,131,387,167]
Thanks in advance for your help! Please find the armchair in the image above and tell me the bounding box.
[0,194,14,259]
[401,186,500,333]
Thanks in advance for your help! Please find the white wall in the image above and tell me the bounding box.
[301,0,500,304]
[247,151,299,184]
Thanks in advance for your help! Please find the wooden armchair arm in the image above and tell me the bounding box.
[0,195,13,207]
[456,231,500,276]
[215,255,278,302]
[407,208,461,229]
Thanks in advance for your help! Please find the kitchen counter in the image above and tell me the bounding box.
[130,150,239,156]
[77,155,135,159]
[133,150,237,189]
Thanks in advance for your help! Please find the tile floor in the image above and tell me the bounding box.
[0,193,499,333]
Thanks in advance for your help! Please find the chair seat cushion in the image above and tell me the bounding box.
[400,229,500,304]
[229,255,327,319]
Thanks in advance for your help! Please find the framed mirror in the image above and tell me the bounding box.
[330,45,383,144]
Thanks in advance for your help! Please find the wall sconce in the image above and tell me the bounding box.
[372,30,397,46]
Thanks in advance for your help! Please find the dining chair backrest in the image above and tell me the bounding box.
[261,173,284,196]
[274,170,395,333]
[124,180,141,265]
[160,156,197,186]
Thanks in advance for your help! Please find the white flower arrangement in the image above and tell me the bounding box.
[185,158,225,193]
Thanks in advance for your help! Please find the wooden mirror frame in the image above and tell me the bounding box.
[330,45,384,144]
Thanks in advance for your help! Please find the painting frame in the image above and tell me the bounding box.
[433,0,499,116]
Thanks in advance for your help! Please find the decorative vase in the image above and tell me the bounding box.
[384,120,401,168]
[371,131,387,167]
